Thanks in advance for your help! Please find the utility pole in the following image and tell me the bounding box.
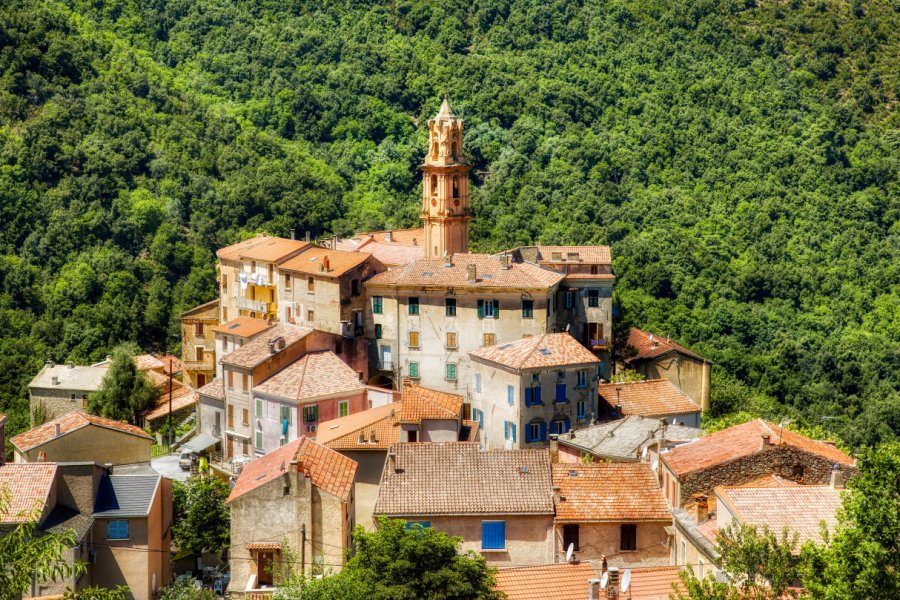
[168,358,173,447]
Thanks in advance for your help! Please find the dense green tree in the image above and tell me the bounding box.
[158,579,218,600]
[171,476,231,556]
[87,345,158,424]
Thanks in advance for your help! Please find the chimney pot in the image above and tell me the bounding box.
[444,254,453,268]
[588,578,601,600]
[66,361,74,369]
[608,567,620,594]
[466,264,477,283]
[51,376,59,386]
[305,230,312,243]
[499,254,510,270]
[385,231,393,242]
[323,255,330,272]
[290,229,296,240]
[690,494,709,523]
[760,433,771,451]
[55,423,61,437]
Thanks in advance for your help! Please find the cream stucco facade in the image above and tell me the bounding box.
[14,425,150,465]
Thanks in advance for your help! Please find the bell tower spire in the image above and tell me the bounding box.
[420,98,471,258]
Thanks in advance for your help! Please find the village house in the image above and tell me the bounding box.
[622,328,711,412]
[551,463,672,567]
[373,442,555,567]
[658,419,855,508]
[28,360,108,423]
[598,379,702,427]
[180,299,219,389]
[227,437,357,595]
[212,316,273,379]
[469,333,601,449]
[196,378,226,459]
[10,412,152,465]
[554,415,703,464]
[493,562,685,600]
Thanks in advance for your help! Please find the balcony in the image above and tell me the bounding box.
[237,297,271,314]
[183,355,215,371]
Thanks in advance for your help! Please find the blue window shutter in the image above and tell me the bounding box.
[540,421,547,441]
[507,385,514,405]
[556,383,566,402]
[482,521,506,549]
[535,386,542,404]
[549,420,557,435]
[493,300,500,319]
[477,300,484,319]
[524,388,532,405]
[511,424,517,443]
[504,421,509,440]
[525,425,532,443]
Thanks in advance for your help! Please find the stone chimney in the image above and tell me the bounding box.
[385,231,393,242]
[306,230,312,243]
[466,264,477,283]
[760,433,771,451]
[66,361,74,369]
[549,436,559,463]
[444,254,453,268]
[290,229,296,240]
[830,464,843,489]
[588,579,601,600]
[499,254,510,270]
[55,423,61,437]
[323,255,330,272]
[607,567,620,597]
[689,494,709,523]
[51,375,59,386]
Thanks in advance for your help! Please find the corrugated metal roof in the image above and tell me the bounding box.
[93,474,160,518]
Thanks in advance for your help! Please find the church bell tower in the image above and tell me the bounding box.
[421,98,471,258]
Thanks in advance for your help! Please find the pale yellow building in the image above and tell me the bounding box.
[180,299,219,388]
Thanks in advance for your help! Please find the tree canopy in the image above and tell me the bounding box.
[171,475,231,556]
[87,345,158,424]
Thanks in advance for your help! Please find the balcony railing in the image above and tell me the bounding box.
[246,591,274,600]
[183,356,215,371]
[237,297,271,313]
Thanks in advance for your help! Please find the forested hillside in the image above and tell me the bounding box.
[0,0,896,446]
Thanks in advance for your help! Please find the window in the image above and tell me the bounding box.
[525,385,542,406]
[227,371,234,389]
[528,422,540,442]
[482,521,506,550]
[255,431,263,450]
[556,371,566,383]
[555,383,567,403]
[563,524,580,551]
[408,362,420,379]
[307,276,315,292]
[380,345,392,370]
[409,331,420,348]
[228,405,234,429]
[242,409,249,425]
[479,299,499,319]
[351,279,361,296]
[338,401,349,418]
[280,405,292,426]
[577,399,587,419]
[507,385,515,405]
[445,363,457,381]
[680,540,686,565]
[446,332,457,348]
[483,333,495,347]
[194,322,204,335]
[222,307,228,321]
[285,305,292,322]
[303,405,319,423]
[521,299,533,318]
[255,398,264,418]
[532,373,541,385]
[307,309,315,322]
[472,408,484,428]
[588,289,599,307]
[792,464,805,480]
[242,439,248,455]
[445,298,456,316]
[405,521,431,530]
[504,422,517,443]
[375,324,383,339]
[372,296,383,314]
[564,291,574,309]
[576,371,587,388]
[285,274,292,290]
[698,559,705,578]
[475,373,481,393]
[620,524,637,551]
[242,373,248,391]
[408,297,420,315]
[107,520,129,540]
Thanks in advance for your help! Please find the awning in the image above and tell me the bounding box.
[183,432,219,452]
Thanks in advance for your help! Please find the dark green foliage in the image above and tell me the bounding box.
[0,0,897,447]
[171,476,231,555]
[87,345,157,423]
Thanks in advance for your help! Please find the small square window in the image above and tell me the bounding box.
[446,332,457,349]
[303,405,319,423]
[307,309,315,321]
[107,520,129,540]
[588,289,599,307]
[409,331,420,348]
[482,521,506,550]
[338,401,349,418]
[445,298,456,316]
[372,296,383,314]
[521,299,534,318]
[409,362,420,379]
[307,276,315,292]
[483,333,495,347]
[408,297,420,315]
[446,363,457,381]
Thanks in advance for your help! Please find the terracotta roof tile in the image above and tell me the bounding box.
[0,463,58,523]
[254,351,364,402]
[279,246,371,277]
[398,384,463,422]
[227,437,357,504]
[216,234,309,263]
[716,485,843,546]
[598,380,700,418]
[212,316,273,338]
[11,413,151,452]
[494,562,599,600]
[628,566,687,599]
[157,355,182,374]
[134,354,165,372]
[180,298,219,318]
[662,420,854,477]
[552,463,670,522]
[220,324,313,369]
[354,228,424,247]
[0,413,6,425]
[470,333,600,371]
[367,253,564,289]
[317,403,401,450]
[559,416,703,461]
[624,328,706,364]
[144,389,198,421]
[356,242,425,267]
[374,443,553,516]
[197,378,225,400]
[534,245,612,264]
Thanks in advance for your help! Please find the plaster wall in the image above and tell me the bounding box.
[16,426,150,465]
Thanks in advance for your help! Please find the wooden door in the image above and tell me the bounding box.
[257,552,274,586]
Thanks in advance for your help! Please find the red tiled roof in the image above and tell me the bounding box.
[157,355,183,374]
[144,389,198,421]
[279,246,371,277]
[197,378,225,400]
[399,384,463,422]
[134,354,165,372]
[470,332,600,371]
[629,566,687,599]
[534,245,611,264]
[355,228,424,247]
[356,241,424,267]
[493,562,598,600]
[317,403,401,450]
[624,328,706,364]
[598,379,700,418]
[180,298,219,318]
[11,412,152,452]
[716,485,843,546]
[367,253,564,289]
[212,316,272,338]
[552,463,670,522]
[227,437,357,504]
[253,351,364,402]
[0,463,57,523]
[374,443,553,516]
[216,234,309,263]
[220,324,313,369]
[662,420,854,477]
[246,542,282,550]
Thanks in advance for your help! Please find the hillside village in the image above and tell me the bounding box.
[3,101,862,600]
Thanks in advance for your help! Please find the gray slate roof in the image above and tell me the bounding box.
[40,505,94,541]
[93,474,160,518]
[29,364,108,392]
[558,416,703,461]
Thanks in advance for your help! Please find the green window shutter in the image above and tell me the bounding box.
[477,300,484,319]
[493,300,500,319]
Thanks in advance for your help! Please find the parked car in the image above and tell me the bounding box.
[179,449,197,470]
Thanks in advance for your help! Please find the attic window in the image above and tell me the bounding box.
[551,252,563,261]
[228,323,240,330]
[568,470,578,477]
[482,274,493,279]
[539,349,552,356]
[421,272,433,277]
[255,473,267,481]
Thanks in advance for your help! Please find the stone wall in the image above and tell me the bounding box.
[554,521,670,567]
[30,389,89,423]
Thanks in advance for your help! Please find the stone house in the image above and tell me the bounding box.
[10,412,152,465]
[196,378,226,457]
[179,299,219,389]
[622,328,711,412]
[554,416,703,464]
[276,246,384,337]
[373,443,555,567]
[28,361,108,423]
[659,419,855,508]
[469,333,601,449]
[598,379,702,428]
[212,316,273,380]
[227,437,357,595]
[551,463,672,567]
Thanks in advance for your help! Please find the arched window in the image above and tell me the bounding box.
[430,175,438,195]
[452,176,459,198]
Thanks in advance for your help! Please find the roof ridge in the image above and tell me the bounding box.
[517,333,547,370]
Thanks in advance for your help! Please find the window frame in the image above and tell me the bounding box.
[409,331,420,348]
[408,297,420,315]
[255,430,263,450]
[445,298,456,317]
[107,520,129,540]
[563,524,580,552]
[588,289,600,307]
[446,332,458,349]
[445,363,457,381]
[338,400,350,418]
[372,296,383,314]
[620,524,638,552]
[303,405,319,423]
[576,371,587,388]
[521,299,534,318]
[255,398,264,419]
[483,333,495,347]
[408,362,420,379]
[375,323,383,339]
[481,521,506,551]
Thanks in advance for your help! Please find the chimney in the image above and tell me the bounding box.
[305,230,312,243]
[588,579,601,600]
[37,451,47,462]
[51,376,59,386]
[551,484,561,505]
[55,423,61,437]
[66,361,74,369]
[358,431,366,444]
[466,264,477,283]
[549,436,559,463]
[499,254,510,270]
[830,464,842,489]
[401,376,411,387]
[444,254,453,268]
[607,567,620,598]
[45,359,54,368]
[385,230,393,242]
[615,387,622,415]
[412,238,418,246]
[296,457,305,475]
[268,340,276,354]
[323,255,330,272]
[290,229,296,240]
[760,433,771,451]
[369,430,377,444]
[106,355,112,362]
[689,494,709,523]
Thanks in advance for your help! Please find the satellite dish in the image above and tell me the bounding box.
[651,459,659,472]
[622,569,631,592]
[600,572,609,589]
[565,543,574,562]
[641,447,648,459]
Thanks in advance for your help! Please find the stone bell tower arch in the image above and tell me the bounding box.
[420,98,471,258]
